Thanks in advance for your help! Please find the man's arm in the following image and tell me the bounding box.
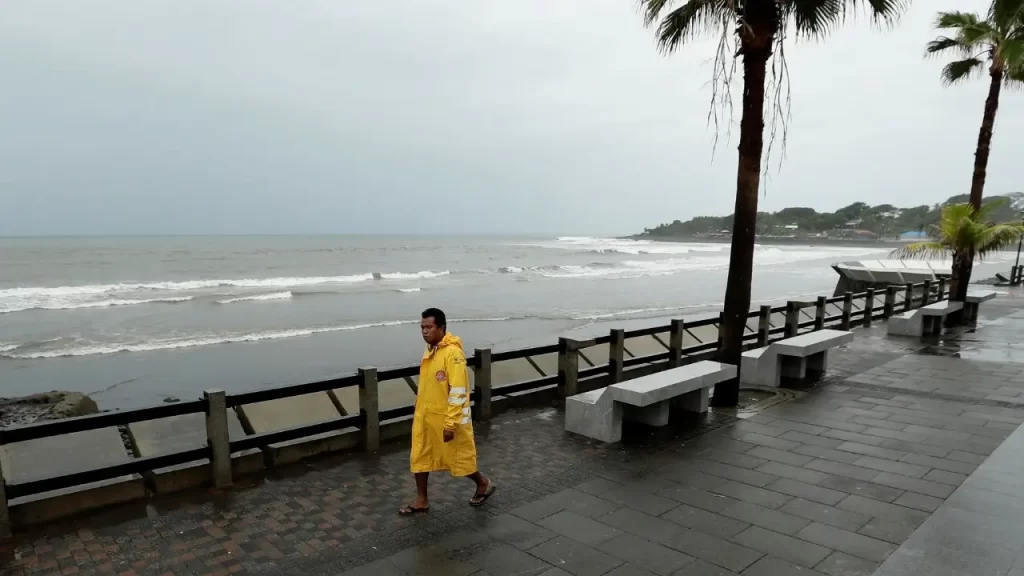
[443,350,469,437]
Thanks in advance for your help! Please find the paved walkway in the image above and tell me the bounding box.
[2,294,1024,576]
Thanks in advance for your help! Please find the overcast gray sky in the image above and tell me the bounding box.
[0,0,1020,236]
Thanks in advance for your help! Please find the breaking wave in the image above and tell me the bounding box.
[1,320,420,359]
[0,316,531,359]
[395,288,421,293]
[216,292,293,304]
[527,237,729,255]
[1,296,193,313]
[0,269,450,314]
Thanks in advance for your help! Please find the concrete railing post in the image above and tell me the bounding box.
[609,329,625,383]
[203,389,233,489]
[0,456,9,537]
[814,296,826,331]
[358,367,380,452]
[785,302,800,338]
[938,278,947,300]
[841,292,853,331]
[558,338,580,398]
[922,280,932,306]
[904,284,914,312]
[757,305,772,347]
[669,320,684,367]
[472,349,492,421]
[863,288,875,327]
[884,286,897,319]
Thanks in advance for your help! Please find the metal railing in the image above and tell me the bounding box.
[0,279,948,535]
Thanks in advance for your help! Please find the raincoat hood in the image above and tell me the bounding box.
[436,332,463,351]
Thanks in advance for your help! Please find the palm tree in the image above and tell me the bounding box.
[926,2,1024,304]
[892,201,1024,299]
[639,0,906,406]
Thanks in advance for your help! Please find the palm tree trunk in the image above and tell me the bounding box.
[950,66,1001,322]
[953,251,973,302]
[968,67,1002,210]
[711,3,776,408]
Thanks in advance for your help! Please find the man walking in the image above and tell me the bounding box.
[399,308,494,515]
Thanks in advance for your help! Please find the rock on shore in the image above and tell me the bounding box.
[0,391,99,428]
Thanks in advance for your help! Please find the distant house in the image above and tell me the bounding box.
[783,224,799,230]
[844,219,863,228]
[900,231,929,241]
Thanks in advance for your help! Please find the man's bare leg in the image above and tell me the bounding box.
[399,472,430,515]
[414,472,429,508]
[468,471,494,505]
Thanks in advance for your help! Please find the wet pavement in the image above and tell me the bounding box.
[2,293,1024,576]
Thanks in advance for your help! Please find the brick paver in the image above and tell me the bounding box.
[1,296,1023,576]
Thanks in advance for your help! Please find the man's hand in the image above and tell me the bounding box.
[443,429,455,443]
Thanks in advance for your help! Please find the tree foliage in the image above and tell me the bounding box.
[926,2,1024,88]
[891,200,1024,261]
[641,193,1024,237]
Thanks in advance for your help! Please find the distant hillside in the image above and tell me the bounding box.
[641,193,1024,239]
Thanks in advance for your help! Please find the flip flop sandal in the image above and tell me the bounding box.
[470,483,496,507]
[398,505,429,516]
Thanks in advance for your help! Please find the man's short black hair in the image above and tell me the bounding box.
[422,308,447,329]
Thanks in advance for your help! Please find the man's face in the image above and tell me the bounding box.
[421,317,445,346]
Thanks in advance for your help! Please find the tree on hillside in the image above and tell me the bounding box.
[892,201,1024,301]
[639,0,906,406]
[927,1,1024,305]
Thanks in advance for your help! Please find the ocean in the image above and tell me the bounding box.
[0,235,1010,410]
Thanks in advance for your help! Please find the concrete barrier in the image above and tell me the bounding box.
[2,429,145,527]
[127,412,261,494]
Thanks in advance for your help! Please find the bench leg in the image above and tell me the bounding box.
[565,393,623,443]
[965,303,979,323]
[806,351,828,382]
[780,356,807,382]
[624,402,670,427]
[921,316,935,336]
[676,387,709,414]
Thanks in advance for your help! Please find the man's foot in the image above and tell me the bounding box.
[398,504,429,516]
[470,480,496,507]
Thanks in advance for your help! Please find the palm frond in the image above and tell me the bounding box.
[786,0,905,38]
[895,202,1024,262]
[641,0,675,26]
[861,0,908,23]
[976,224,1024,259]
[941,58,985,86]
[926,36,974,57]
[998,37,1024,68]
[645,0,732,53]
[890,242,949,260]
[789,0,845,39]
[1006,62,1024,88]
[936,11,981,30]
[989,0,1024,31]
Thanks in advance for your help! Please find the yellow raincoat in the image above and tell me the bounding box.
[410,332,478,476]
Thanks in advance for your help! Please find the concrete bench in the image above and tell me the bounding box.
[741,329,854,388]
[964,290,998,322]
[888,300,964,337]
[565,361,736,443]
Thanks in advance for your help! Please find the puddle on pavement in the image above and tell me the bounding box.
[919,345,1024,363]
